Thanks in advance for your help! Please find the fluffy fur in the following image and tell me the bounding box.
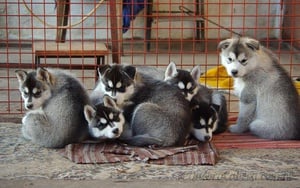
[92,64,192,147]
[122,74,192,147]
[16,68,90,148]
[218,36,300,140]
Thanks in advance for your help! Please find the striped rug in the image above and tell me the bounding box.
[60,139,218,165]
[213,132,300,149]
[213,116,300,149]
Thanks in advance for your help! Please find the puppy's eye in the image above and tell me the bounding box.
[113,113,120,121]
[240,59,247,64]
[105,86,112,91]
[228,57,232,62]
[34,91,41,97]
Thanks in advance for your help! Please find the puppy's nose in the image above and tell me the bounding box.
[112,128,119,135]
[231,70,238,76]
[204,135,211,141]
[26,104,33,109]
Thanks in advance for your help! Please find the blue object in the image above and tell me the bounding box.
[123,0,145,33]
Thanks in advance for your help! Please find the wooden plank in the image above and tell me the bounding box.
[34,41,109,56]
[56,0,70,42]
[109,0,121,64]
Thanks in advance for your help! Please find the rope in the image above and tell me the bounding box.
[21,0,106,29]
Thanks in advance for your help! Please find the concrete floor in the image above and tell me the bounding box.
[1,179,300,188]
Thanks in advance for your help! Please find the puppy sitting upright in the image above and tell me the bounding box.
[16,68,90,148]
[218,36,300,140]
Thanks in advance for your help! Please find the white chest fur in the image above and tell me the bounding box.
[233,78,245,97]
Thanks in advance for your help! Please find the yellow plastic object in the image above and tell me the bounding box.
[295,80,300,94]
[199,66,300,94]
[199,66,233,90]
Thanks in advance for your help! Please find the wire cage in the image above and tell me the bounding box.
[0,0,299,118]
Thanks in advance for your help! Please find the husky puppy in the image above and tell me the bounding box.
[218,36,300,140]
[93,64,192,147]
[123,74,192,147]
[164,62,211,102]
[84,96,125,139]
[15,68,90,148]
[191,92,228,141]
[90,64,165,106]
[164,62,228,142]
[90,64,136,106]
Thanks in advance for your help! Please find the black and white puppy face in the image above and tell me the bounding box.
[191,103,219,142]
[15,69,52,110]
[84,96,125,139]
[164,62,201,101]
[97,64,136,106]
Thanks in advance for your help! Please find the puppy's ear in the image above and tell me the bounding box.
[123,65,136,80]
[164,61,177,81]
[36,67,54,85]
[245,38,260,51]
[190,65,201,82]
[84,105,96,124]
[15,70,28,84]
[103,95,119,110]
[217,39,231,50]
[98,64,111,78]
[210,103,220,113]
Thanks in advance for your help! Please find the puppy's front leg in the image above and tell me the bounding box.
[229,93,256,133]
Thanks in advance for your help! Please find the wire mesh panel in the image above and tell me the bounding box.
[0,0,299,116]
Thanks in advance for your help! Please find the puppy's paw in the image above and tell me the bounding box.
[229,124,247,133]
[21,124,32,140]
[21,115,28,125]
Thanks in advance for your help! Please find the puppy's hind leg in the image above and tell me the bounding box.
[249,119,271,139]
[250,119,292,140]
[21,110,50,143]
[130,102,174,146]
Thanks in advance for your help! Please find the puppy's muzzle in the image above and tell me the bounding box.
[231,70,238,77]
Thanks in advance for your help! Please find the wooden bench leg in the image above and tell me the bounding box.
[35,55,40,69]
[146,0,153,52]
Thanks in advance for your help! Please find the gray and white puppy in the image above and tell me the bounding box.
[164,62,228,142]
[16,68,90,148]
[121,71,192,147]
[218,36,300,140]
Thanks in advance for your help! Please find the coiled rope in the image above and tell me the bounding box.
[21,0,106,28]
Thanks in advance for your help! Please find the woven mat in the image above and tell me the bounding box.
[213,132,300,149]
[59,139,218,165]
[213,116,300,149]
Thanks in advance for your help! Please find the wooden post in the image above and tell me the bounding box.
[56,0,70,43]
[109,0,123,64]
[282,0,300,49]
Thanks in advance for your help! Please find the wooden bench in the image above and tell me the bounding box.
[34,41,109,79]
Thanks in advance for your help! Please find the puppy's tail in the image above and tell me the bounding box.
[121,134,163,147]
